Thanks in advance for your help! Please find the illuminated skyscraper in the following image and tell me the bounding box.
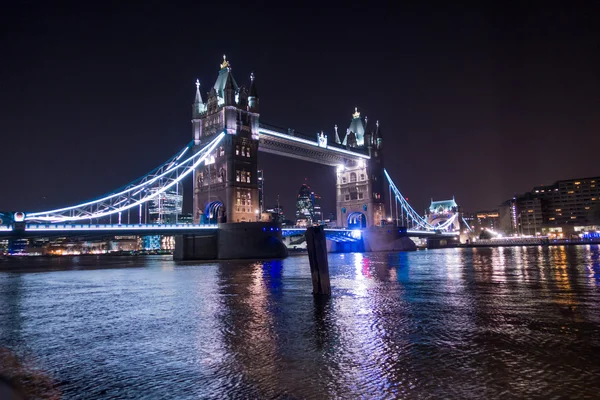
[295,182,323,226]
[148,186,183,223]
[296,183,314,226]
[313,193,323,223]
[258,169,264,214]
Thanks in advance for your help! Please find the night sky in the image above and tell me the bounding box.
[2,2,599,218]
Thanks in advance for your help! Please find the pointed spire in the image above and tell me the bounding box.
[194,79,203,104]
[248,72,259,112]
[223,72,236,105]
[220,54,230,70]
[352,107,360,119]
[249,72,258,98]
[192,79,206,117]
[334,124,341,144]
[224,72,235,90]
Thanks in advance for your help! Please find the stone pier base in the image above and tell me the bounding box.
[362,226,417,252]
[174,222,288,260]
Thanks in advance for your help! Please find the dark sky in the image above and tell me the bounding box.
[1,2,599,218]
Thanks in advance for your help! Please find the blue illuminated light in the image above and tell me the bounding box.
[582,232,600,239]
[350,230,362,239]
[26,133,225,223]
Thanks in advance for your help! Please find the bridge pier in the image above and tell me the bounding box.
[426,236,460,249]
[174,222,287,260]
[362,226,416,252]
[305,226,331,296]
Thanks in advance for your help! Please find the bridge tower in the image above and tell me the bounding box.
[336,108,385,228]
[192,55,260,224]
[425,198,462,232]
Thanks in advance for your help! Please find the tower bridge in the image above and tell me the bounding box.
[1,55,465,257]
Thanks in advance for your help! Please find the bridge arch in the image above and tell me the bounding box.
[205,201,224,224]
[347,212,367,229]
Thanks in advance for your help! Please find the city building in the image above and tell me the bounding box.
[425,198,461,231]
[511,176,600,236]
[265,205,285,224]
[148,186,183,223]
[177,213,194,224]
[258,169,264,214]
[466,206,514,236]
[296,183,314,226]
[474,210,500,231]
[313,193,323,224]
[294,182,325,226]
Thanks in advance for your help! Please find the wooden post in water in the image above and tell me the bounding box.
[305,226,331,296]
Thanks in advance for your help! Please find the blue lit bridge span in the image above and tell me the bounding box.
[1,55,468,256]
[1,133,461,237]
[1,128,462,235]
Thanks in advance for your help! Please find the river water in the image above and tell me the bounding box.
[1,246,600,399]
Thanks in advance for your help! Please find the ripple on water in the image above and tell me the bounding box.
[1,248,600,398]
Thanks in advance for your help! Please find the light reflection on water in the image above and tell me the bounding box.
[1,247,600,399]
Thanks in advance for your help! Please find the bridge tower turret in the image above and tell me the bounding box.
[248,72,259,113]
[192,55,260,224]
[192,79,205,145]
[336,108,386,228]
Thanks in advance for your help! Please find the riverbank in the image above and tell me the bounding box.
[462,238,600,248]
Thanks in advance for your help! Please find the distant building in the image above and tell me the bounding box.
[313,193,323,224]
[425,198,461,232]
[265,205,285,224]
[296,183,314,226]
[148,186,183,223]
[258,169,264,214]
[510,176,600,235]
[177,213,194,224]
[295,182,324,226]
[468,207,513,235]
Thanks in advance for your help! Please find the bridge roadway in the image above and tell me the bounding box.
[258,123,370,166]
[0,223,459,240]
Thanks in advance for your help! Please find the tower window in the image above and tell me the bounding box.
[236,171,240,182]
[350,172,357,183]
[236,145,240,156]
[360,174,365,181]
[342,177,347,184]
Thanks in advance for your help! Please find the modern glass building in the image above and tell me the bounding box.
[313,193,322,224]
[296,183,314,226]
[148,186,183,223]
[258,169,264,214]
[295,182,323,226]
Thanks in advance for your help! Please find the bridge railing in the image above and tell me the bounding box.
[24,223,219,231]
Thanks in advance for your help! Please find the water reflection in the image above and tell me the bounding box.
[1,247,600,398]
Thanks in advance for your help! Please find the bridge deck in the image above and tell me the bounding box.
[258,123,369,166]
[0,223,459,240]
